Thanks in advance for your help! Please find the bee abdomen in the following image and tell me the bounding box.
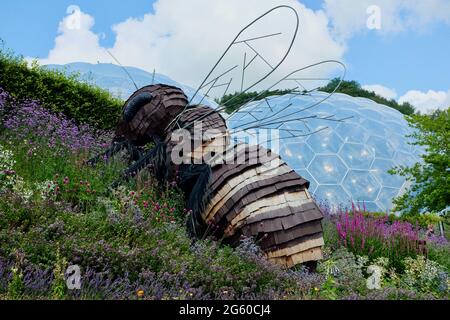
[204,143,324,267]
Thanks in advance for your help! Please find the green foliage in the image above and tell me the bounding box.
[319,276,339,300]
[0,134,303,299]
[7,267,25,299]
[402,255,448,296]
[218,89,294,113]
[0,47,123,129]
[51,249,68,300]
[320,78,415,115]
[363,211,442,228]
[428,244,450,273]
[317,246,449,299]
[390,109,450,216]
[217,78,416,116]
[318,247,367,295]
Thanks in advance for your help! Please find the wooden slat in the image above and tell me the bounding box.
[231,191,309,225]
[268,246,323,267]
[115,84,188,145]
[203,160,291,221]
[266,235,324,259]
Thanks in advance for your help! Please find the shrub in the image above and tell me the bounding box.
[335,205,422,271]
[428,244,450,273]
[0,87,316,300]
[320,78,415,115]
[403,256,448,296]
[317,247,367,296]
[0,48,123,129]
[390,109,450,216]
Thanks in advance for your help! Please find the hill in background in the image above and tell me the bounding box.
[44,62,218,108]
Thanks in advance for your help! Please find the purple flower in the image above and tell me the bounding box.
[0,87,113,155]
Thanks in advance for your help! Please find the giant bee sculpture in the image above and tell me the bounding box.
[90,6,347,269]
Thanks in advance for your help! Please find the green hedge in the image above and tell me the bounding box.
[0,47,123,129]
[365,211,443,228]
[320,79,415,115]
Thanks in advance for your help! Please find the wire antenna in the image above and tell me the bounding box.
[105,49,139,91]
[152,69,156,85]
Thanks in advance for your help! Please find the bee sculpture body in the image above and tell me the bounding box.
[91,84,325,269]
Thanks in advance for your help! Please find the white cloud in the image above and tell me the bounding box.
[38,7,111,65]
[362,84,397,100]
[399,89,450,114]
[37,0,346,94]
[324,0,450,39]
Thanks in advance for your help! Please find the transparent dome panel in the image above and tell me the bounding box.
[342,170,381,202]
[279,142,315,169]
[308,155,347,184]
[339,143,375,170]
[227,92,420,211]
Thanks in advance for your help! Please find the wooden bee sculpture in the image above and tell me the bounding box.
[90,83,324,269]
[90,6,347,269]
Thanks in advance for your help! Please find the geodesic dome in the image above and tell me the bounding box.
[227,92,422,212]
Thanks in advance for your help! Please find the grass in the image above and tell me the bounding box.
[0,130,312,300]
[0,86,448,300]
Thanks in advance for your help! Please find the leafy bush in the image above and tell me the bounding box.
[317,247,367,297]
[335,205,423,271]
[0,87,317,300]
[361,211,442,228]
[218,89,294,113]
[428,244,450,273]
[402,256,448,295]
[391,109,450,216]
[0,47,123,129]
[1,84,448,300]
[320,78,415,115]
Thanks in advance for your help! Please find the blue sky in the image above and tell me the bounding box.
[1,0,449,112]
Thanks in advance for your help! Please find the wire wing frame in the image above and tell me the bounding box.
[166,5,300,132]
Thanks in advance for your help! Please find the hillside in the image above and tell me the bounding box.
[44,62,218,108]
[319,78,415,115]
[0,53,448,300]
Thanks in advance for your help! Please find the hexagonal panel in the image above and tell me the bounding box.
[335,123,370,143]
[370,159,405,189]
[227,92,420,212]
[307,130,343,154]
[334,108,362,124]
[354,201,382,213]
[366,136,396,159]
[338,143,375,170]
[314,185,351,209]
[393,151,419,168]
[279,142,315,169]
[361,118,389,136]
[343,170,381,201]
[358,108,385,120]
[377,187,400,212]
[297,169,318,194]
[389,133,412,153]
[308,155,348,184]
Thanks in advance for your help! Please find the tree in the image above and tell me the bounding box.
[218,89,294,114]
[390,109,450,216]
[319,78,415,115]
